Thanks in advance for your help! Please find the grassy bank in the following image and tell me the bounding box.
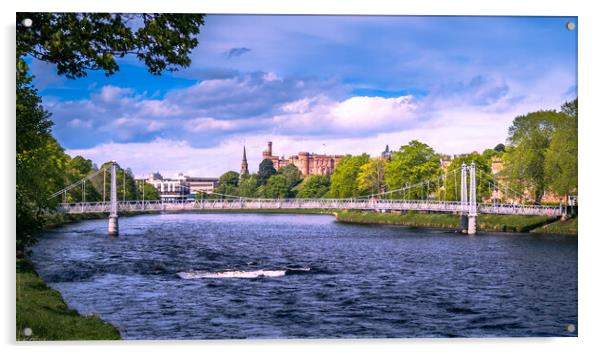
[16,259,120,341]
[531,216,578,235]
[335,210,559,233]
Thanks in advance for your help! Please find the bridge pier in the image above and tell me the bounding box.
[467,215,477,235]
[460,214,468,233]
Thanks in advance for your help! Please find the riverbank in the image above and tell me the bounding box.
[334,210,574,234]
[531,216,578,235]
[16,259,120,340]
[17,211,131,340]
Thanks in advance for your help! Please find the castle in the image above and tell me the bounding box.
[258,141,344,176]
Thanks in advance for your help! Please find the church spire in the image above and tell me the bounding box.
[240,146,249,176]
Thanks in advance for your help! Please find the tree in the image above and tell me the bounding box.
[17,13,206,78]
[545,98,578,202]
[214,171,239,197]
[295,175,331,198]
[139,181,160,201]
[494,143,506,152]
[502,110,566,202]
[357,158,387,196]
[238,174,260,198]
[16,71,68,250]
[384,141,442,199]
[257,159,277,185]
[279,164,303,193]
[327,154,370,198]
[261,175,291,198]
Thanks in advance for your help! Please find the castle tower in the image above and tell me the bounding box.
[240,146,249,177]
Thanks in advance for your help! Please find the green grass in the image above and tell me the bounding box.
[531,216,578,235]
[16,259,120,341]
[335,210,559,233]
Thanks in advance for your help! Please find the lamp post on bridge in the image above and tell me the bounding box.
[108,162,119,236]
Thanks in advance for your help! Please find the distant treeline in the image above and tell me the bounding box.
[206,98,577,207]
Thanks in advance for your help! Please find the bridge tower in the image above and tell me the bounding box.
[108,162,119,236]
[467,162,477,235]
[460,163,468,232]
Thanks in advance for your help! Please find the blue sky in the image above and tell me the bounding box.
[31,15,578,178]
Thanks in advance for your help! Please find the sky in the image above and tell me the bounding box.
[30,15,578,178]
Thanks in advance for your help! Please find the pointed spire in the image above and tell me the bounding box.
[240,146,249,176]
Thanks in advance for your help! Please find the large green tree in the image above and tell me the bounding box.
[257,159,277,185]
[357,157,387,196]
[16,71,68,250]
[327,154,370,198]
[544,99,578,202]
[384,140,442,199]
[295,175,331,198]
[237,174,260,198]
[502,110,569,202]
[278,164,303,193]
[214,171,240,198]
[261,175,292,198]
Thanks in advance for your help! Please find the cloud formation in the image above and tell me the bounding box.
[35,15,576,178]
[225,47,251,58]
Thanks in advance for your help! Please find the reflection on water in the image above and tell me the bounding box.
[30,213,577,339]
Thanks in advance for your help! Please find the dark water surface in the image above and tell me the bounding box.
[30,213,577,339]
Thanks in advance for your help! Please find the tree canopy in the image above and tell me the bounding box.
[384,140,442,199]
[502,106,576,202]
[257,159,277,185]
[17,13,206,78]
[295,175,330,198]
[327,154,370,198]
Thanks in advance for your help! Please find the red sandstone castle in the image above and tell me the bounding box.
[260,141,343,176]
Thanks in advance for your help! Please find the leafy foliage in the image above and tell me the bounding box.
[502,106,576,202]
[384,141,442,199]
[17,13,205,78]
[278,164,303,193]
[238,174,260,198]
[257,159,277,185]
[327,154,370,198]
[262,175,292,198]
[357,158,386,196]
[295,175,331,198]
[214,171,240,197]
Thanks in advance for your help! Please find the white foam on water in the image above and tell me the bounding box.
[177,267,311,279]
[177,269,286,279]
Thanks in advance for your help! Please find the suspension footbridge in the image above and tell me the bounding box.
[50,162,564,235]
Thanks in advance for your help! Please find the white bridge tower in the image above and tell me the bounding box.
[108,162,119,236]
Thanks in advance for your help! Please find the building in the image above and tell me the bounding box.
[261,141,343,176]
[143,172,217,202]
[186,177,219,194]
[381,145,392,161]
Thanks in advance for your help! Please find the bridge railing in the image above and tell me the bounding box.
[478,203,563,217]
[56,199,562,216]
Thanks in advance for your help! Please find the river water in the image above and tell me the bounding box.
[29,213,577,339]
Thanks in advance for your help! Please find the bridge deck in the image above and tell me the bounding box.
[57,199,563,217]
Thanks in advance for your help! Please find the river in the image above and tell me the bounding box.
[29,213,578,339]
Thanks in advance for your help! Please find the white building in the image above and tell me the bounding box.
[142,172,218,202]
